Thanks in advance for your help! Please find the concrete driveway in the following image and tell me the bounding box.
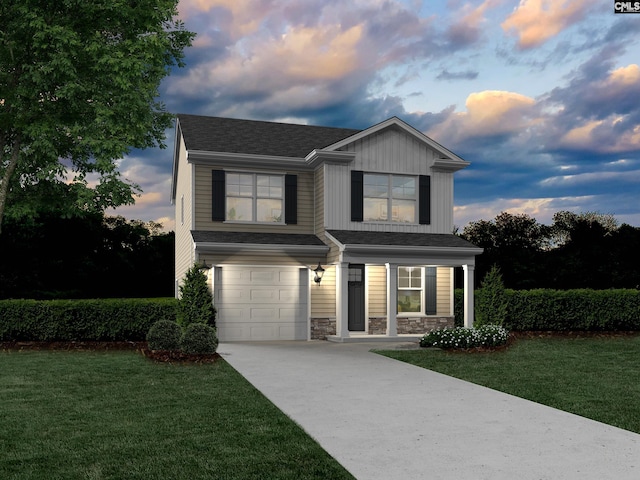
[219,341,639,480]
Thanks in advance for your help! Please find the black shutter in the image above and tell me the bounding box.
[425,267,437,315]
[212,169,225,222]
[351,170,363,222]
[419,175,431,225]
[284,174,297,224]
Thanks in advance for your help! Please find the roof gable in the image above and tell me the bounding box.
[323,116,469,168]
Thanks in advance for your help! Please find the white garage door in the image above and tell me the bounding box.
[214,266,308,341]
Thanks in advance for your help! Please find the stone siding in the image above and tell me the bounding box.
[368,316,454,335]
[311,317,336,340]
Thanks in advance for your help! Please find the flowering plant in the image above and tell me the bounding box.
[420,324,509,349]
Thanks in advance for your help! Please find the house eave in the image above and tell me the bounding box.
[432,158,470,172]
[305,149,356,168]
[187,150,312,170]
[195,242,329,255]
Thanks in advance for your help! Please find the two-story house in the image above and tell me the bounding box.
[171,114,482,342]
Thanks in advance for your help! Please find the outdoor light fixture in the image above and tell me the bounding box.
[197,259,211,272]
[313,262,325,284]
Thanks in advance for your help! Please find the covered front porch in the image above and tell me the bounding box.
[313,230,482,342]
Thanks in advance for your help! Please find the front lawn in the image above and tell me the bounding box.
[0,350,353,480]
[379,334,640,434]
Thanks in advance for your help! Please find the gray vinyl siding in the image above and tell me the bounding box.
[323,128,455,234]
[174,133,195,295]
[193,164,315,234]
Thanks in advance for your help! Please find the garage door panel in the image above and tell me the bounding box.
[215,266,308,341]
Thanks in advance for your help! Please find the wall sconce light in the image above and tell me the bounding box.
[313,262,325,284]
[197,259,211,273]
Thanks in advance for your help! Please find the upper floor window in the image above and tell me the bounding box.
[226,173,283,222]
[363,174,416,223]
[212,169,297,224]
[351,170,430,225]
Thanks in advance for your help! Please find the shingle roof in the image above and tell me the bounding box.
[192,230,327,246]
[326,230,479,249]
[177,114,361,158]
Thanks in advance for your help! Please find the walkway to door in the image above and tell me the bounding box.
[220,341,639,480]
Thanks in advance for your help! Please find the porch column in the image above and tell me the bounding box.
[336,262,349,338]
[385,263,398,336]
[463,264,475,328]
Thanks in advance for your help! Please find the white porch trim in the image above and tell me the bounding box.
[463,264,475,328]
[336,262,349,338]
[386,263,398,337]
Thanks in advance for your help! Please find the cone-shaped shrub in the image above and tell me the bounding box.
[178,264,216,328]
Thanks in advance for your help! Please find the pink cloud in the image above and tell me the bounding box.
[501,0,590,49]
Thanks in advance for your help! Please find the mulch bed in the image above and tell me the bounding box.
[1,341,221,364]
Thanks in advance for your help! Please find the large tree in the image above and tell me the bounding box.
[0,0,194,233]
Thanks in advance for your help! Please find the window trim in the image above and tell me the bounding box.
[362,173,418,224]
[397,266,437,316]
[225,172,285,224]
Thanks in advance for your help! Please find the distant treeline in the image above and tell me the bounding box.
[0,214,174,299]
[460,211,640,290]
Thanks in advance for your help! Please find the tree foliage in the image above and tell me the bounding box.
[0,213,174,299]
[461,211,640,290]
[0,0,195,232]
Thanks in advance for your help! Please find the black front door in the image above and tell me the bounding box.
[348,264,365,331]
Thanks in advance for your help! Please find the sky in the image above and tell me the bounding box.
[110,0,640,232]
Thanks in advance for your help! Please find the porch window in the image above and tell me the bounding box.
[226,173,283,223]
[363,174,416,223]
[397,266,437,315]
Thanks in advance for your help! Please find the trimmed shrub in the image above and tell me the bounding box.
[475,265,508,327]
[180,323,218,355]
[0,298,178,341]
[420,325,509,349]
[178,265,216,328]
[505,289,640,331]
[146,320,182,351]
[455,288,640,331]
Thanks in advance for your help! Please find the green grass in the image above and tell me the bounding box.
[0,350,353,480]
[379,335,640,434]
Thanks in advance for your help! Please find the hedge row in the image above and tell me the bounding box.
[455,288,640,331]
[0,298,179,341]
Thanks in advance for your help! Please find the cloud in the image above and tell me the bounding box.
[435,69,479,81]
[501,0,590,49]
[427,90,538,145]
[446,0,502,47]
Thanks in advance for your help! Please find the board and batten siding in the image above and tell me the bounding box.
[314,166,324,235]
[174,133,195,294]
[193,165,315,234]
[323,127,455,234]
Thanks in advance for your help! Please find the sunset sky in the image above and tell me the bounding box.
[110,0,640,231]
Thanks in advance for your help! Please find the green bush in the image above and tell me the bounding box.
[475,265,508,327]
[146,320,182,351]
[454,288,640,331]
[180,323,218,355]
[505,289,640,331]
[178,265,216,328]
[0,298,178,341]
[420,325,509,349]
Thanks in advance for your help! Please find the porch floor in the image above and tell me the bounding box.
[326,334,422,344]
